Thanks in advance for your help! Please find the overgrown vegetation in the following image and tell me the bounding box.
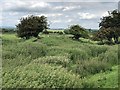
[2,33,119,88]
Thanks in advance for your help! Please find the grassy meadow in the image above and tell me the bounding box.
[1,32,119,88]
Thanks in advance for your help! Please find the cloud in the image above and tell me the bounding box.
[63,6,81,11]
[1,1,118,29]
[8,12,19,15]
[78,12,96,19]
[102,11,109,17]
[61,0,119,2]
[39,13,63,17]
[2,1,51,12]
[31,2,50,8]
[52,20,62,23]
[53,6,63,10]
[65,19,73,23]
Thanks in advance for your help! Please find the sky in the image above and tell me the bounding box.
[0,0,119,29]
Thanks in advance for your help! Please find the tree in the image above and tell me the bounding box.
[16,15,48,39]
[98,9,120,43]
[68,25,88,40]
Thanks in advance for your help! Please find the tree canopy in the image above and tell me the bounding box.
[97,10,120,43]
[16,15,48,39]
[68,25,88,40]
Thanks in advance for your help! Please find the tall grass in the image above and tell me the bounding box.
[2,34,118,88]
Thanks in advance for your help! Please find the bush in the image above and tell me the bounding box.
[68,25,88,40]
[64,29,70,34]
[59,32,63,35]
[70,59,111,77]
[2,63,82,88]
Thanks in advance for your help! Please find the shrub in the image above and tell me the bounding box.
[68,25,88,40]
[2,63,82,88]
[59,32,63,35]
[71,59,111,77]
[64,29,70,34]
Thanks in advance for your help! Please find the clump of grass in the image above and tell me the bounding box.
[69,59,112,78]
[69,50,89,63]
[98,47,118,65]
[88,45,108,57]
[46,47,67,56]
[3,43,47,60]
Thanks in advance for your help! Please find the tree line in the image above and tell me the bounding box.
[15,9,120,44]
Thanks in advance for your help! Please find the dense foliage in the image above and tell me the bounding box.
[96,10,120,44]
[68,25,88,40]
[16,15,48,39]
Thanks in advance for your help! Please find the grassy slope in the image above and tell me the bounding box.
[82,65,118,88]
[2,33,119,88]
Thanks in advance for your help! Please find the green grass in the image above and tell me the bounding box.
[47,29,64,32]
[2,33,119,88]
[82,65,118,88]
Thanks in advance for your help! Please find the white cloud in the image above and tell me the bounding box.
[21,15,31,18]
[53,6,63,10]
[65,15,69,18]
[37,13,63,17]
[3,1,26,10]
[102,11,109,17]
[52,20,62,23]
[31,2,50,8]
[66,19,73,23]
[63,6,81,11]
[78,12,96,19]
[9,12,19,15]
[2,1,51,12]
[0,17,4,21]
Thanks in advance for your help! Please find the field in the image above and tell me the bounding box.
[1,33,119,88]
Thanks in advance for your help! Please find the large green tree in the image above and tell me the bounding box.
[16,15,48,39]
[98,10,120,43]
[68,25,88,40]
